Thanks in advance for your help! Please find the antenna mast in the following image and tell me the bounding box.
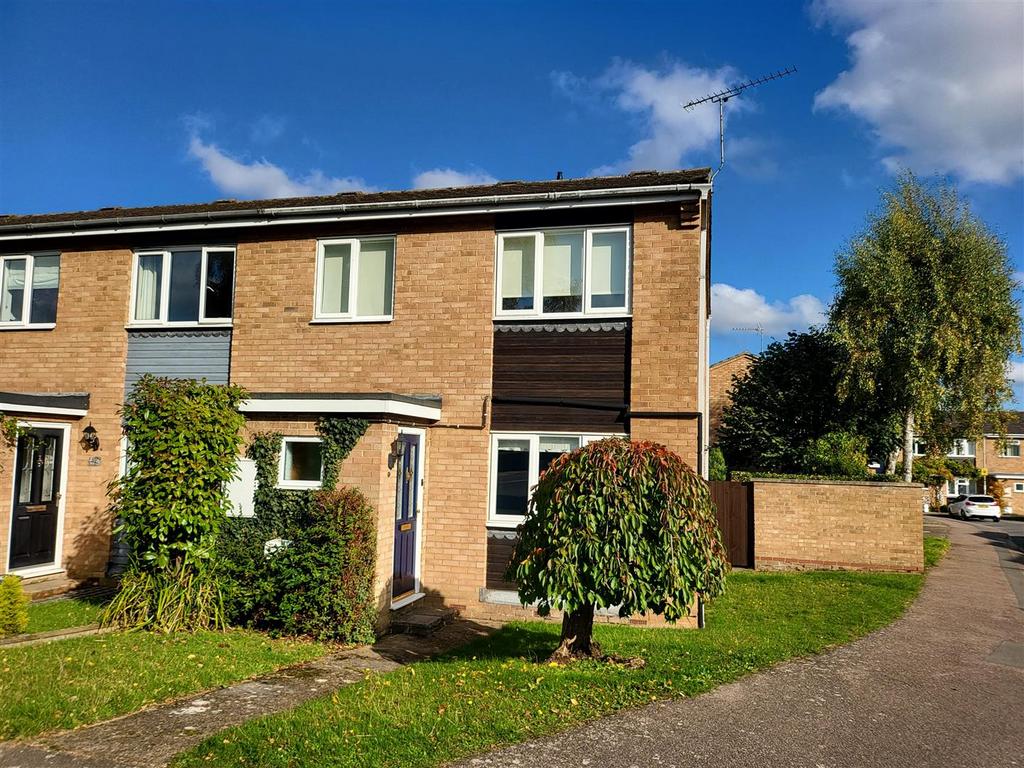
[732,324,766,353]
[683,66,796,180]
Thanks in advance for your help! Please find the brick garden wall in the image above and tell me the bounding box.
[753,478,924,572]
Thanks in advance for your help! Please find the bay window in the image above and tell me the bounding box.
[131,247,235,325]
[488,432,621,526]
[315,236,395,321]
[0,253,60,328]
[496,227,630,318]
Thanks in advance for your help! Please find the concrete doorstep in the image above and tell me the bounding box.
[0,618,498,768]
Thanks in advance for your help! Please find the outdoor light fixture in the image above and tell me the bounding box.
[81,423,100,451]
[390,437,407,462]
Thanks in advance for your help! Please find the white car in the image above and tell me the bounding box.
[947,495,1001,522]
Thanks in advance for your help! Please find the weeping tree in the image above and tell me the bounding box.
[510,438,729,661]
[831,173,1022,481]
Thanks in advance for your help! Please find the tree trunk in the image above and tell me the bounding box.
[903,409,915,483]
[551,604,600,660]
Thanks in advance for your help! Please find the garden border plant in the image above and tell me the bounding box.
[102,376,248,632]
[216,417,379,642]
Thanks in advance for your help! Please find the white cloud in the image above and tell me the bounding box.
[711,284,828,338]
[250,114,287,144]
[553,59,746,175]
[187,136,370,198]
[814,0,1024,184]
[411,168,497,189]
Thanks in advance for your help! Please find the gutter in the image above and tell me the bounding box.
[0,183,710,242]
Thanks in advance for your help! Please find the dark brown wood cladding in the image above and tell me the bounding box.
[491,322,630,431]
[486,531,519,590]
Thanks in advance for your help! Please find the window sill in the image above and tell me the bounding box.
[125,323,233,331]
[276,483,323,491]
[0,323,57,331]
[309,317,394,325]
[486,519,523,530]
[492,311,631,322]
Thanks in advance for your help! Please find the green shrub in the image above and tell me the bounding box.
[708,445,727,481]
[511,438,729,659]
[801,430,871,478]
[0,575,29,637]
[103,376,247,632]
[216,419,376,643]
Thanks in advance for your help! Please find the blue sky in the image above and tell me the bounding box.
[2,0,1022,398]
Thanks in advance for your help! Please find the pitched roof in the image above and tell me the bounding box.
[710,351,757,369]
[988,411,1024,435]
[0,168,712,231]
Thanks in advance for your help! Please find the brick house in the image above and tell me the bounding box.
[914,412,1024,510]
[0,168,713,622]
[708,351,755,444]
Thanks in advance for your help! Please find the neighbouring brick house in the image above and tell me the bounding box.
[0,168,714,623]
[708,351,755,443]
[914,411,1024,510]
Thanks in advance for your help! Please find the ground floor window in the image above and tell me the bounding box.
[947,477,980,497]
[488,432,623,527]
[1014,482,1024,493]
[277,437,323,489]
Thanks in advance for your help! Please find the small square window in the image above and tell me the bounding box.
[278,438,323,489]
[1015,482,1024,493]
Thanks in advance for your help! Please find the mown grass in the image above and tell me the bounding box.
[175,568,924,768]
[0,630,325,740]
[24,596,109,635]
[924,535,950,568]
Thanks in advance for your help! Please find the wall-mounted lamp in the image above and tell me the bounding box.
[389,437,407,462]
[81,423,100,451]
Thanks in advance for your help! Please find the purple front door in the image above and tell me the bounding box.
[392,433,420,600]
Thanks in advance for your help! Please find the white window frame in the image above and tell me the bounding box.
[128,246,236,328]
[276,436,324,490]
[0,252,60,330]
[313,235,396,323]
[912,439,926,457]
[493,225,632,320]
[998,439,1021,458]
[947,439,977,458]
[487,431,626,528]
[1014,482,1024,493]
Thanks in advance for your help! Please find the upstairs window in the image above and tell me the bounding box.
[999,440,1021,458]
[948,439,976,458]
[314,237,396,321]
[131,247,235,325]
[496,227,630,318]
[0,253,60,328]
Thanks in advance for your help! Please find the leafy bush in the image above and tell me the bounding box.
[801,430,870,478]
[511,438,729,659]
[103,376,246,632]
[216,420,377,643]
[708,445,727,481]
[0,575,28,637]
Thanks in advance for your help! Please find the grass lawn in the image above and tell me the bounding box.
[175,567,925,768]
[24,596,109,635]
[0,630,325,740]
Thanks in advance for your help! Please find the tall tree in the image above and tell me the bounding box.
[830,173,1021,481]
[718,328,900,473]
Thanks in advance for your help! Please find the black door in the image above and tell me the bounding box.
[392,434,420,600]
[9,429,63,570]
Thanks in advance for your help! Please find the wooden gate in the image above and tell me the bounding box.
[708,481,754,568]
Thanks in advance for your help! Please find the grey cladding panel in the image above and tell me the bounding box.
[126,329,231,392]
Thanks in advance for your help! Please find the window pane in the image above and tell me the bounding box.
[168,250,202,322]
[320,243,352,315]
[1,258,26,322]
[539,435,580,476]
[495,439,530,517]
[29,255,60,324]
[500,236,535,311]
[542,232,583,313]
[134,254,163,321]
[39,436,56,502]
[283,441,322,483]
[17,439,32,504]
[356,238,395,317]
[203,251,234,320]
[590,231,627,309]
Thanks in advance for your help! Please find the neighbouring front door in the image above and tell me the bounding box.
[9,429,63,570]
[392,433,421,601]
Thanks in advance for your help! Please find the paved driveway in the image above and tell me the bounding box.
[456,519,1024,768]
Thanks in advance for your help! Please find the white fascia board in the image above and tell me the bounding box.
[0,191,704,242]
[239,397,441,422]
[0,401,87,417]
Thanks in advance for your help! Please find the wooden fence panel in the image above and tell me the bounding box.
[708,480,755,568]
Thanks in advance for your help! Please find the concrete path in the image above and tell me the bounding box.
[457,519,1024,768]
[0,619,497,768]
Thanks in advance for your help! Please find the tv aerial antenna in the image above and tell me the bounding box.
[683,66,796,180]
[732,324,766,353]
